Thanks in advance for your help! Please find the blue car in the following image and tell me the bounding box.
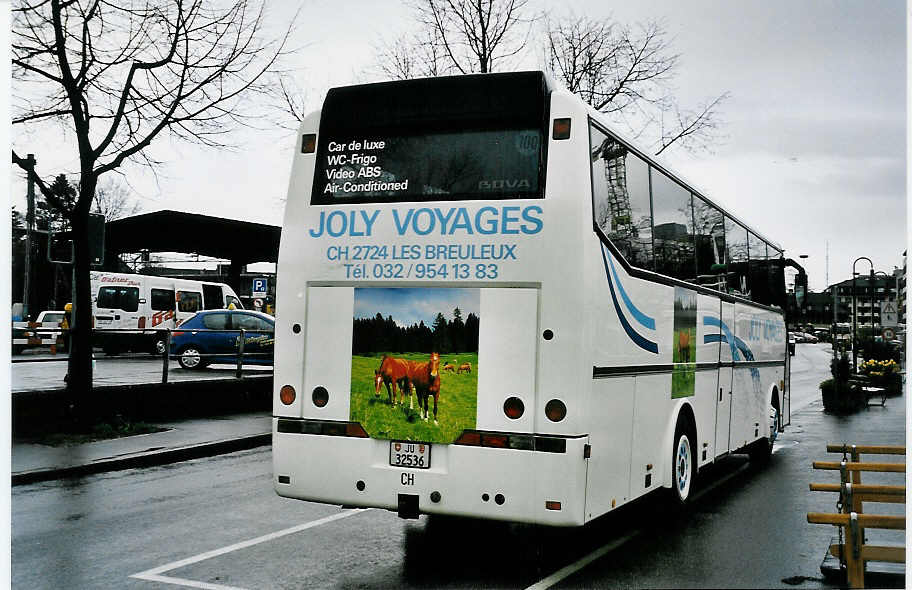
[170,310,275,369]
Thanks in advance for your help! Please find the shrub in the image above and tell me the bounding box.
[831,352,851,385]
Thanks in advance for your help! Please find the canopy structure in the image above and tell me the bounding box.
[105,210,281,264]
[103,210,281,292]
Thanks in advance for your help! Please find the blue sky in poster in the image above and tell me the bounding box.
[354,288,479,328]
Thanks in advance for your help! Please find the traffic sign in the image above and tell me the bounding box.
[252,277,268,297]
[880,299,898,327]
[882,327,895,341]
[253,298,264,309]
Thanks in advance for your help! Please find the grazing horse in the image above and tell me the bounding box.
[374,355,411,406]
[442,362,456,372]
[456,362,472,374]
[407,352,441,424]
[678,330,691,363]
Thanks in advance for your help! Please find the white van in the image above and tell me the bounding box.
[90,271,244,354]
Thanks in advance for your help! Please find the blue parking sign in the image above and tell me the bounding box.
[252,277,268,296]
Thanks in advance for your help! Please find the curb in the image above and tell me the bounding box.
[11,433,271,486]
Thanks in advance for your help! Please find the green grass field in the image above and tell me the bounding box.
[350,352,479,444]
[671,326,697,398]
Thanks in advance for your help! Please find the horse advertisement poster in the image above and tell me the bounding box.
[350,287,479,444]
[672,287,697,399]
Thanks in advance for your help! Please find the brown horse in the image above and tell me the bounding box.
[407,352,441,424]
[442,362,456,372]
[456,362,472,374]
[678,330,691,363]
[374,355,411,405]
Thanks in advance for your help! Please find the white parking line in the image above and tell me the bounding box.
[524,532,640,590]
[131,509,368,589]
[526,461,752,590]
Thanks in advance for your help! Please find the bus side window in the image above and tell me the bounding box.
[693,197,726,291]
[177,291,202,313]
[589,124,653,270]
[650,168,696,282]
[724,217,750,297]
[748,232,770,305]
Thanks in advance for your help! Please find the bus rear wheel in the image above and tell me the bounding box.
[671,419,697,505]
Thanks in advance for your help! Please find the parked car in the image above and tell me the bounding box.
[35,310,65,340]
[170,310,275,370]
[801,332,818,344]
[11,309,65,354]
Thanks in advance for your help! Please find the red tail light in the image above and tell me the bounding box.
[545,501,562,511]
[503,397,525,420]
[345,422,369,438]
[545,399,567,422]
[172,331,185,337]
[454,431,481,446]
[312,386,329,407]
[279,385,296,405]
[481,434,508,448]
[138,316,146,329]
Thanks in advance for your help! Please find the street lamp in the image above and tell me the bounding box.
[852,256,873,372]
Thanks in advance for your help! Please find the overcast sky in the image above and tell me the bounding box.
[8,0,908,291]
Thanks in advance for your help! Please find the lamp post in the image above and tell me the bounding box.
[852,256,873,372]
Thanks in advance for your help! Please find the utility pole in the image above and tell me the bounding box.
[23,153,36,320]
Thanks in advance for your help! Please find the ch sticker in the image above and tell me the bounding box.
[401,472,415,486]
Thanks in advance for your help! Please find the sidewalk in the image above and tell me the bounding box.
[12,411,272,485]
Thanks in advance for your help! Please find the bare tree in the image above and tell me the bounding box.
[373,0,538,79]
[91,177,142,221]
[11,0,294,419]
[546,15,729,155]
[374,28,451,80]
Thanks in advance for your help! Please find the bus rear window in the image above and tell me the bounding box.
[311,129,542,204]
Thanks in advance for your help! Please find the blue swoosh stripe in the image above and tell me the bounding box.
[601,246,658,354]
[703,316,756,363]
[606,248,656,331]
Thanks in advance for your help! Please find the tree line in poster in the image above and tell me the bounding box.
[352,308,479,354]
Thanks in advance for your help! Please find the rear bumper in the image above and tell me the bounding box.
[272,419,589,526]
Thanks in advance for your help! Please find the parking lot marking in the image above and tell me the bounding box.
[524,532,640,590]
[131,509,367,588]
[526,460,753,589]
[130,573,247,590]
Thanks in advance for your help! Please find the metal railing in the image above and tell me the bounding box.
[10,327,274,384]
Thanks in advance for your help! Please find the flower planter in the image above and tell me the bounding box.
[820,379,865,413]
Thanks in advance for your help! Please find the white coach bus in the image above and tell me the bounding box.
[273,71,790,526]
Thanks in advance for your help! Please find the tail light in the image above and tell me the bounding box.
[545,501,562,511]
[345,422,369,438]
[454,431,566,453]
[277,419,369,438]
[138,316,146,329]
[503,397,525,420]
[279,385,296,405]
[545,399,567,422]
[172,331,185,337]
[312,386,329,407]
[552,118,572,140]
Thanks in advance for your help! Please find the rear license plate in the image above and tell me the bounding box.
[389,441,431,469]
